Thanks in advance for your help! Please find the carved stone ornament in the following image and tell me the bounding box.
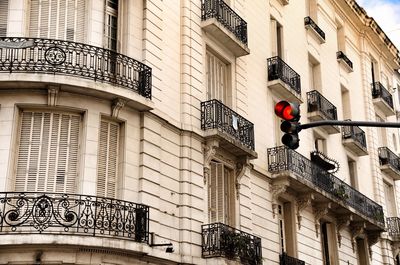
[271,183,288,218]
[235,157,249,199]
[296,193,314,229]
[203,141,218,184]
[47,85,60,106]
[111,98,127,118]
[350,222,366,252]
[367,232,381,259]
[336,214,353,248]
[392,242,400,258]
[313,203,331,237]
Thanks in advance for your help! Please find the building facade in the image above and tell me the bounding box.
[0,0,399,264]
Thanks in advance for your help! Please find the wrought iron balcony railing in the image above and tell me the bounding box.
[304,16,326,41]
[201,0,248,45]
[267,146,385,226]
[387,217,400,238]
[202,222,262,264]
[0,37,152,99]
[372,82,394,110]
[201,99,255,150]
[280,252,305,265]
[0,192,150,243]
[336,51,353,70]
[378,147,400,171]
[307,90,337,120]
[342,123,367,149]
[267,56,301,95]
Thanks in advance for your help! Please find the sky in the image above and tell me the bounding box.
[357,0,400,50]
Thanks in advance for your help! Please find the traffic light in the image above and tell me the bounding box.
[274,101,301,149]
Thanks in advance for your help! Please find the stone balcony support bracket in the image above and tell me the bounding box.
[296,193,314,229]
[271,180,290,219]
[313,202,332,237]
[351,222,366,252]
[336,214,353,247]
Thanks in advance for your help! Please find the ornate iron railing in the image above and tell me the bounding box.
[304,16,326,41]
[372,82,394,110]
[0,37,152,99]
[202,223,262,265]
[280,252,305,265]
[267,56,301,95]
[0,192,150,243]
[267,146,385,226]
[336,51,353,70]
[201,99,255,150]
[378,147,400,171]
[307,90,337,120]
[387,217,400,237]
[201,0,248,45]
[342,122,367,149]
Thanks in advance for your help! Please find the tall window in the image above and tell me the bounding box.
[321,222,338,265]
[309,58,321,91]
[306,0,317,19]
[270,17,283,58]
[356,238,369,265]
[96,118,121,198]
[376,115,387,146]
[29,0,86,42]
[348,159,358,190]
[336,24,345,51]
[208,161,235,226]
[371,59,378,84]
[0,0,8,36]
[206,50,231,105]
[277,201,296,256]
[15,111,81,193]
[384,181,397,217]
[341,86,351,119]
[105,0,118,51]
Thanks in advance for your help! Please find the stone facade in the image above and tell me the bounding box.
[0,0,399,264]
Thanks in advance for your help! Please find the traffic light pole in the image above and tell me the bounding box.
[300,120,400,130]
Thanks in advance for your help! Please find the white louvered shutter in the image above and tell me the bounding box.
[0,0,8,36]
[15,111,81,193]
[29,0,86,42]
[206,51,229,104]
[97,119,120,198]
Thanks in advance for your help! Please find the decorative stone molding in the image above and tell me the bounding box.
[111,98,127,118]
[296,193,314,229]
[313,202,331,237]
[336,214,353,247]
[47,85,60,106]
[235,157,250,199]
[350,222,366,252]
[367,232,381,259]
[271,181,289,218]
[392,242,400,258]
[203,140,219,184]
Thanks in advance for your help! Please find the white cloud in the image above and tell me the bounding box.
[357,0,400,50]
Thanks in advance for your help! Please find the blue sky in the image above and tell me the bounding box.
[357,0,400,49]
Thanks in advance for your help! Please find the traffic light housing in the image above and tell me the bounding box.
[274,101,301,149]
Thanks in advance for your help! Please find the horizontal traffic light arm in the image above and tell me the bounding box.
[300,120,400,130]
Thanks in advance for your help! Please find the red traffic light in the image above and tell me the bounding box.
[274,101,300,121]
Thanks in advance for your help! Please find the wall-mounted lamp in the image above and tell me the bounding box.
[149,232,174,253]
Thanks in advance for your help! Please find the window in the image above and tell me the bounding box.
[208,161,235,226]
[348,159,358,190]
[309,58,321,91]
[356,238,369,265]
[371,59,378,84]
[29,0,86,42]
[376,115,387,146]
[0,0,8,36]
[15,111,81,193]
[206,50,231,105]
[306,0,317,19]
[336,24,345,51]
[270,17,283,58]
[321,222,339,265]
[104,0,118,51]
[315,137,326,153]
[384,181,397,217]
[96,118,121,198]
[341,86,351,120]
[277,201,296,256]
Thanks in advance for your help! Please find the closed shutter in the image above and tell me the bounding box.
[29,0,86,42]
[208,161,235,225]
[97,119,120,198]
[206,51,229,104]
[0,0,8,36]
[15,111,81,193]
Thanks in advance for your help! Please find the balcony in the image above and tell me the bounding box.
[307,90,340,134]
[372,82,395,116]
[304,17,326,43]
[336,51,353,72]
[201,99,257,158]
[0,192,150,243]
[279,252,305,265]
[267,56,302,103]
[268,146,385,231]
[201,0,249,57]
[202,223,262,264]
[378,147,400,180]
[342,124,368,156]
[387,217,400,239]
[0,37,152,101]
